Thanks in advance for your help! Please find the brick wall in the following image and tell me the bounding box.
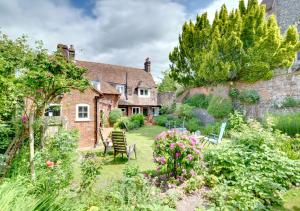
[60,89,118,148]
[182,72,300,119]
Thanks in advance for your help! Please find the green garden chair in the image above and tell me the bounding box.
[111,131,137,160]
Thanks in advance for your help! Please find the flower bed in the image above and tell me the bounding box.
[153,130,204,182]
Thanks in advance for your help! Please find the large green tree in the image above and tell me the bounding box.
[0,34,89,178]
[158,70,179,92]
[169,0,300,86]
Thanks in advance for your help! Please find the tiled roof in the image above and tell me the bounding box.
[261,0,274,11]
[76,60,156,95]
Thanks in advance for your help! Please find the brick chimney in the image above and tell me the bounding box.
[144,57,151,73]
[57,44,75,61]
[69,44,75,61]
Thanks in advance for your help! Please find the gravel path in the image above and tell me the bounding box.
[176,190,206,211]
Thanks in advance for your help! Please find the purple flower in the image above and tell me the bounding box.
[175,152,181,158]
[21,115,28,124]
[177,142,185,149]
[187,154,193,161]
[160,157,166,165]
[170,143,175,150]
[156,167,161,172]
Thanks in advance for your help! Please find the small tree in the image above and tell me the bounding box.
[169,0,300,86]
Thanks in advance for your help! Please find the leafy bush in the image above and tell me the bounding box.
[176,104,195,119]
[229,87,239,99]
[130,114,145,127]
[185,118,202,132]
[80,155,102,190]
[207,96,232,119]
[200,122,222,136]
[278,137,300,160]
[238,89,260,104]
[227,111,245,132]
[109,108,123,125]
[184,94,210,109]
[184,175,205,193]
[204,121,300,210]
[153,130,204,181]
[154,114,168,126]
[160,102,176,115]
[269,112,300,137]
[282,97,299,108]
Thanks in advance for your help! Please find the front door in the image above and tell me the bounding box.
[143,107,148,116]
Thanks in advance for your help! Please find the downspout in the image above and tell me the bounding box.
[125,72,128,100]
[94,96,100,148]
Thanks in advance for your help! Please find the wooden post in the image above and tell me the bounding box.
[29,112,35,180]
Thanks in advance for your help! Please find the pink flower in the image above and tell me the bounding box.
[155,131,166,140]
[156,167,161,172]
[177,142,185,149]
[189,136,198,146]
[46,160,55,168]
[170,143,175,150]
[175,152,181,158]
[21,115,28,124]
[160,157,166,165]
[190,169,196,176]
[187,154,193,161]
[194,149,201,155]
[181,135,189,140]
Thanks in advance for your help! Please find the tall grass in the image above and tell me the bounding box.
[269,112,300,137]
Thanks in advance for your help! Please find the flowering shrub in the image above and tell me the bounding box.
[153,130,204,181]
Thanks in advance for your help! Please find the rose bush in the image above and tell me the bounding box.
[153,130,204,181]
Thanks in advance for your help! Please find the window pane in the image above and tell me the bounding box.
[79,113,83,118]
[140,90,144,95]
[79,107,83,112]
[83,107,88,112]
[83,113,88,118]
[145,90,148,95]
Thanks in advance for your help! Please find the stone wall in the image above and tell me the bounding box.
[182,72,300,119]
[158,92,176,106]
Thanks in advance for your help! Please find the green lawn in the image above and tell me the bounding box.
[94,125,165,187]
[273,188,300,211]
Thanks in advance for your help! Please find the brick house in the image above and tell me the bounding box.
[46,44,159,148]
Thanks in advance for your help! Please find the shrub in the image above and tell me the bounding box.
[185,118,202,132]
[229,87,239,99]
[278,137,300,160]
[227,111,246,132]
[130,114,145,127]
[184,94,210,109]
[0,122,13,153]
[200,122,222,136]
[154,114,168,126]
[204,121,300,210]
[282,97,299,108]
[160,103,176,115]
[238,89,260,104]
[80,155,102,190]
[153,130,204,181]
[207,96,232,119]
[109,108,122,125]
[176,104,195,119]
[269,112,300,137]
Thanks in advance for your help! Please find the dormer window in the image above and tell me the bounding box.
[138,88,150,98]
[91,80,101,90]
[116,85,125,95]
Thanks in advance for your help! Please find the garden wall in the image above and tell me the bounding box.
[182,71,300,118]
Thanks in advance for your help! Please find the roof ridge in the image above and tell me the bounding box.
[76,60,145,71]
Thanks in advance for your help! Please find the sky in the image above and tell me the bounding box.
[0,0,250,81]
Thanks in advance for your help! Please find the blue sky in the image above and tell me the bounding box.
[0,0,243,81]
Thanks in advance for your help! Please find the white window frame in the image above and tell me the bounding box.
[138,88,150,98]
[116,84,125,95]
[152,107,159,116]
[76,104,90,121]
[132,107,140,114]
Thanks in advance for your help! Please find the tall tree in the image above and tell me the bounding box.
[169,0,300,86]
[158,70,179,92]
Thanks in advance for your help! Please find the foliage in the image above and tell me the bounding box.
[115,114,145,131]
[281,96,299,108]
[278,137,300,160]
[268,112,300,137]
[184,94,210,109]
[176,104,195,119]
[160,102,176,115]
[238,89,260,104]
[200,122,222,136]
[158,70,178,93]
[153,130,204,181]
[80,155,102,190]
[109,108,123,125]
[204,121,300,209]
[229,87,239,99]
[169,0,300,86]
[185,118,202,132]
[227,111,246,131]
[154,114,169,127]
[207,96,232,119]
[184,175,205,193]
[130,114,145,127]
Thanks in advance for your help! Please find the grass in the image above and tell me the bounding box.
[280,188,300,211]
[93,125,165,187]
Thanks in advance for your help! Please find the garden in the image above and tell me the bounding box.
[1,0,300,210]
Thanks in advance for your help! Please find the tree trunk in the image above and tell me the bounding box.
[29,112,35,180]
[36,105,46,149]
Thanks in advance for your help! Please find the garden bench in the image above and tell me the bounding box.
[200,122,227,145]
[111,131,137,160]
[99,127,113,156]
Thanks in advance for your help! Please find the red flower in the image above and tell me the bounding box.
[46,160,55,168]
